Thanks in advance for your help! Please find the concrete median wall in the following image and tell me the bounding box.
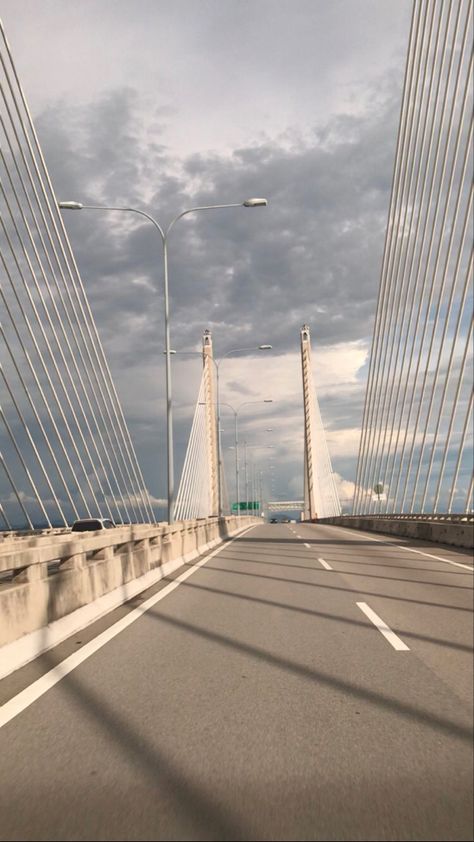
[0,516,258,678]
[318,516,473,549]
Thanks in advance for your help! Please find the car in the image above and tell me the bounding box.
[270,518,278,524]
[71,518,116,532]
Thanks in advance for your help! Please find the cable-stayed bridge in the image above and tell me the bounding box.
[0,5,473,840]
[2,0,472,533]
[0,19,338,531]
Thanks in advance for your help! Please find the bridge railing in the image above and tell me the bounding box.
[339,513,473,523]
[318,514,473,549]
[0,515,259,677]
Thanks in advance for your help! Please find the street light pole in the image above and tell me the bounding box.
[214,345,272,517]
[59,198,267,524]
[244,439,248,515]
[234,410,239,516]
[228,399,273,515]
[238,442,275,516]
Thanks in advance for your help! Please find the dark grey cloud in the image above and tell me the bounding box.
[37,65,402,350]
[0,0,428,535]
[1,0,412,157]
[22,61,405,506]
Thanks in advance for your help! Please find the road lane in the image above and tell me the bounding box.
[296,521,474,708]
[0,522,472,841]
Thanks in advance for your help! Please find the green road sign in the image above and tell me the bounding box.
[232,501,260,511]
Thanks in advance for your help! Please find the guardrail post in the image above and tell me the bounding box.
[60,550,87,571]
[13,562,48,583]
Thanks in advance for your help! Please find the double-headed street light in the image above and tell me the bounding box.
[220,399,273,516]
[59,197,268,523]
[240,443,275,515]
[213,347,272,517]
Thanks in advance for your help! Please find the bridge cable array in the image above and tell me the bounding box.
[0,23,155,528]
[353,0,473,515]
[174,376,211,521]
[174,332,221,521]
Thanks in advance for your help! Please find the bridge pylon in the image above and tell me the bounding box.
[300,324,341,520]
[301,325,318,520]
[202,330,219,517]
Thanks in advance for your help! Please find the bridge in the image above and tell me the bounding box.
[0,3,473,840]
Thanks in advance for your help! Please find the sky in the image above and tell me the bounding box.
[0,0,413,513]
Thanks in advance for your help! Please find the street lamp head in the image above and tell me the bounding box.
[58,201,83,210]
[242,198,268,208]
[258,344,272,350]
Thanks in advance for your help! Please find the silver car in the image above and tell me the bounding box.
[70,518,115,532]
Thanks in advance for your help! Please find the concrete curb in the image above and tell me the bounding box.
[318,516,473,549]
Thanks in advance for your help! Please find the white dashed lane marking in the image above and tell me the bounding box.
[357,602,410,651]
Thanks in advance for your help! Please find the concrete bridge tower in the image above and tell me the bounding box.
[300,324,318,520]
[202,330,219,517]
[300,324,341,520]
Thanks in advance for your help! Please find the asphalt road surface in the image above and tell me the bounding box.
[0,522,472,841]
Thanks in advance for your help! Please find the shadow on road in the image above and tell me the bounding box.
[176,574,474,652]
[140,606,473,743]
[210,552,473,588]
[24,647,250,841]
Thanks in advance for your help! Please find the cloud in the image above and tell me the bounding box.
[1,1,412,158]
[1,43,408,513]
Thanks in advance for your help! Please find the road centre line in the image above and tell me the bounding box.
[325,525,474,572]
[0,526,257,731]
[357,602,410,651]
[317,557,333,570]
[301,542,332,569]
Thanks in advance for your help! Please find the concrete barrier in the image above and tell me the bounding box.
[318,516,473,549]
[0,516,258,678]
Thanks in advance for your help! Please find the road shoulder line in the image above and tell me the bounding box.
[320,524,474,572]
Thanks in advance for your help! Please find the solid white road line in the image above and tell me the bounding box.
[317,557,333,570]
[0,526,257,730]
[324,525,474,572]
[357,602,410,651]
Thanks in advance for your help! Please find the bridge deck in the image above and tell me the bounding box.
[0,522,472,840]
